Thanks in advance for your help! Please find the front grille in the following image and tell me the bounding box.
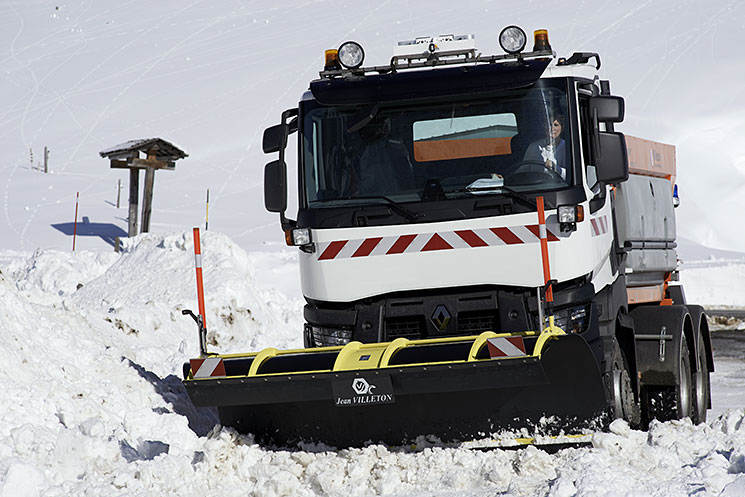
[458,310,498,334]
[385,316,425,340]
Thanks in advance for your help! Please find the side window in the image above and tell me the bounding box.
[578,96,598,191]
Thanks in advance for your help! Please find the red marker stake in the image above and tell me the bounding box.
[192,227,207,331]
[536,196,553,303]
[72,192,79,251]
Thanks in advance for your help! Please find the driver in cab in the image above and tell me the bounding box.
[523,113,567,181]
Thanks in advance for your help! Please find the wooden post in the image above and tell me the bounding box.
[73,192,79,251]
[44,147,49,173]
[116,178,121,208]
[205,188,210,231]
[141,166,155,233]
[128,168,139,237]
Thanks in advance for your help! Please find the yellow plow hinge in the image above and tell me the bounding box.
[190,321,567,379]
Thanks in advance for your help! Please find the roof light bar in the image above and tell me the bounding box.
[319,27,556,78]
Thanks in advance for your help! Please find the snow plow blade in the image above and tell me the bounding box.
[183,331,607,448]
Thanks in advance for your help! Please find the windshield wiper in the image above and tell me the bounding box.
[341,195,423,222]
[451,185,536,210]
[493,186,537,209]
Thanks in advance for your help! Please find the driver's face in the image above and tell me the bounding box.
[551,119,562,140]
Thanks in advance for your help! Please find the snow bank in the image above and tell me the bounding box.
[680,262,745,309]
[0,230,744,496]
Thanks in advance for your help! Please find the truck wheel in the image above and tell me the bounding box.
[612,342,641,427]
[643,336,693,423]
[692,332,710,424]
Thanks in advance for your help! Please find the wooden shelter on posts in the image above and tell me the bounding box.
[100,138,188,237]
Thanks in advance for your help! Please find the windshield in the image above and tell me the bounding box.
[302,81,571,208]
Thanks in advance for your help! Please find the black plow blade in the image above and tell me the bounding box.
[184,333,608,448]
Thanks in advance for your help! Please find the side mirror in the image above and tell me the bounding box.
[589,96,625,123]
[263,124,288,154]
[264,159,287,213]
[596,132,629,184]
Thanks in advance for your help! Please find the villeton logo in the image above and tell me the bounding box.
[352,377,375,395]
[332,375,395,408]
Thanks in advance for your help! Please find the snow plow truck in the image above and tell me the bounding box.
[182,27,714,448]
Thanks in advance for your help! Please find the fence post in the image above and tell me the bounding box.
[72,192,79,251]
[205,188,210,231]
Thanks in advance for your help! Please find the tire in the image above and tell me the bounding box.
[692,332,710,424]
[642,336,693,423]
[611,341,641,428]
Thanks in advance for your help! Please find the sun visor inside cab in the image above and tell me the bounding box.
[309,58,551,106]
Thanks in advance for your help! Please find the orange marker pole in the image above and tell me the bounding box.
[536,197,553,325]
[192,227,208,355]
[72,192,79,251]
[536,197,553,300]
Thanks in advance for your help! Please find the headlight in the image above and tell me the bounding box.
[551,304,591,334]
[291,227,312,246]
[499,26,527,54]
[557,205,584,232]
[558,205,583,223]
[338,41,365,69]
[307,324,353,347]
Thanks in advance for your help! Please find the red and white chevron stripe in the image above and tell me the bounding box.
[317,224,559,261]
[486,336,527,358]
[590,216,609,237]
[190,357,226,378]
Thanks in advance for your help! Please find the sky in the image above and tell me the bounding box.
[1,0,745,257]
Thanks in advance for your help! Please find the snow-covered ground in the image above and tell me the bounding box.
[0,234,743,496]
[3,0,745,495]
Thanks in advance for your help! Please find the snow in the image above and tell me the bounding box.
[1,0,745,495]
[0,234,742,496]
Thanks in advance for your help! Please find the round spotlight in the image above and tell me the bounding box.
[499,26,527,54]
[338,41,365,69]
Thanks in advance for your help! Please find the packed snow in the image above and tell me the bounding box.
[2,0,745,496]
[0,234,743,496]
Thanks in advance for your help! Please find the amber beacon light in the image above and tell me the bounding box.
[533,29,552,52]
[324,49,341,70]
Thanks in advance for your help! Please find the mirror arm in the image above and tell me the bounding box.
[277,108,299,227]
[280,213,296,232]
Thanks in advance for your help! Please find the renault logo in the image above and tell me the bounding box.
[431,305,451,331]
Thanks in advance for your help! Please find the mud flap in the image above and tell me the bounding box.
[184,333,606,448]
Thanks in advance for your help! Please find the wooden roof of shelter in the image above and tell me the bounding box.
[100,138,188,170]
